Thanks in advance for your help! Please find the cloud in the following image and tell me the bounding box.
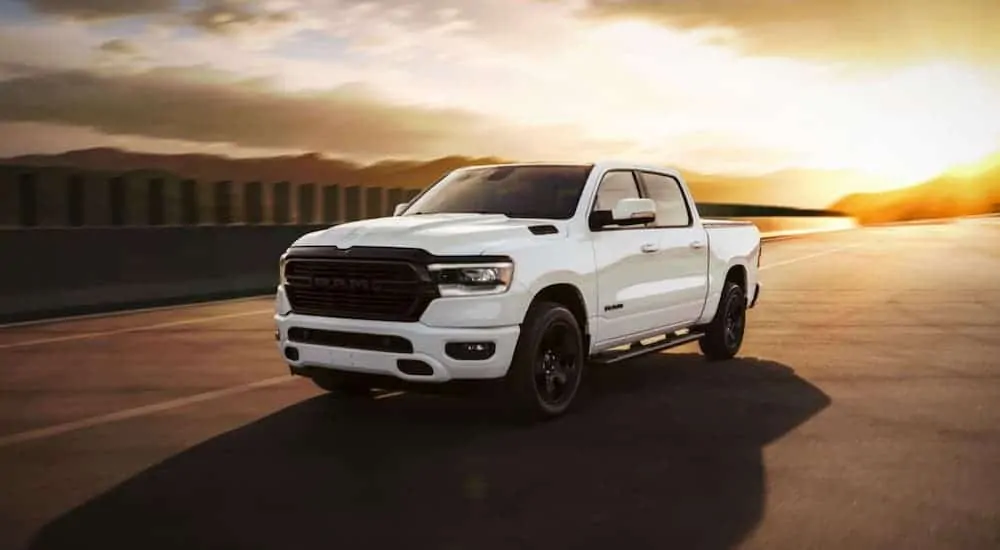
[577,0,1000,63]
[98,38,140,55]
[0,19,125,73]
[0,17,360,90]
[185,0,307,36]
[19,0,321,47]
[0,66,624,161]
[6,0,998,179]
[20,0,176,20]
[297,0,586,59]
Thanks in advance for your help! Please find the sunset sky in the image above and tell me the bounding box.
[1,0,999,193]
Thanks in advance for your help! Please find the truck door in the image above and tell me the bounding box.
[636,170,710,325]
[589,169,669,346]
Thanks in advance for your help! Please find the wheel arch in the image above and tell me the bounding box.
[725,263,748,292]
[696,260,750,325]
[526,282,590,349]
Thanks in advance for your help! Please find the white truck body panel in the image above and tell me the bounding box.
[274,160,761,381]
[699,220,762,325]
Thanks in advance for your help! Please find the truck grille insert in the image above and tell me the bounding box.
[284,259,435,321]
[287,327,414,353]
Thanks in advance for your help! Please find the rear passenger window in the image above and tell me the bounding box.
[640,172,691,227]
[594,170,640,211]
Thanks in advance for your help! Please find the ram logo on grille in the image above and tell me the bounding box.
[311,276,332,288]
[310,276,379,292]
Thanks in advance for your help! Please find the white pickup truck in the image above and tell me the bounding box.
[274,161,762,419]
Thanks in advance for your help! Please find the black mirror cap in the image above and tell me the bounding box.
[589,210,654,230]
[588,210,612,230]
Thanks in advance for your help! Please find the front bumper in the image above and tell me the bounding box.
[274,312,520,383]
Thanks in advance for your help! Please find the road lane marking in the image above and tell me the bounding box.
[760,242,867,272]
[0,379,407,448]
[0,309,273,351]
[0,295,271,329]
[375,390,406,400]
[0,375,296,449]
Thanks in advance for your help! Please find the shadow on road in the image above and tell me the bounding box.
[29,353,830,550]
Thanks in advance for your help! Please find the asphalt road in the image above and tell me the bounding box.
[1,220,998,550]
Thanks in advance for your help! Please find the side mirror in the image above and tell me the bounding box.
[612,197,656,224]
[393,202,409,216]
[588,197,655,230]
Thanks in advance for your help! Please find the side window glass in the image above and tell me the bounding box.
[594,170,640,212]
[641,172,691,227]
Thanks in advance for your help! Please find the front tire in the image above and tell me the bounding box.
[504,302,586,420]
[698,281,747,361]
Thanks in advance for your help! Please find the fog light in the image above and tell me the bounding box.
[397,359,434,376]
[445,341,496,361]
[284,346,299,361]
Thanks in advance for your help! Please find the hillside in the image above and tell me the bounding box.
[0,147,877,210]
[831,152,1000,224]
[1,148,508,191]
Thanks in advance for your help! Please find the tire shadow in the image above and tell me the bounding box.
[29,353,830,550]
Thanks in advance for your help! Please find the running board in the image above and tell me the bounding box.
[590,331,705,365]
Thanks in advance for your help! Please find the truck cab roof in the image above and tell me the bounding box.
[453,161,685,180]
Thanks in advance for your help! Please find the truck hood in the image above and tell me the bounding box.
[291,214,565,255]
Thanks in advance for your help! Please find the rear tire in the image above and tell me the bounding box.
[310,372,373,398]
[503,301,586,421]
[698,281,747,361]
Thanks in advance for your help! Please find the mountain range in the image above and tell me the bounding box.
[831,152,1000,224]
[0,147,879,210]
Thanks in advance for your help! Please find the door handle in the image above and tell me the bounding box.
[640,243,659,253]
[689,240,706,249]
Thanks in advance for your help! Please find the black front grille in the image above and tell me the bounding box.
[287,327,413,353]
[284,258,436,321]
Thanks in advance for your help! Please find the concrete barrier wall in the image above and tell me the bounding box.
[698,204,844,218]
[0,215,857,323]
[0,166,425,228]
[0,225,328,323]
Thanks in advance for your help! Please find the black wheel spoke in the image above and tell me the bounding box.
[532,320,581,408]
[699,282,747,361]
[722,293,746,349]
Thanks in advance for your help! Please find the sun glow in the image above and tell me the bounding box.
[944,151,1000,178]
[552,23,1000,186]
[809,61,1000,186]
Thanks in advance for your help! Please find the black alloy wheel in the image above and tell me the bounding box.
[533,319,583,410]
[506,302,586,420]
[698,281,747,360]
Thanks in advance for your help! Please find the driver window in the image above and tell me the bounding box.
[594,170,640,211]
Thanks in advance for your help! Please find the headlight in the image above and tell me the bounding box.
[428,262,514,297]
[278,253,289,286]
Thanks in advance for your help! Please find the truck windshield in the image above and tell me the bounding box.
[403,164,593,220]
